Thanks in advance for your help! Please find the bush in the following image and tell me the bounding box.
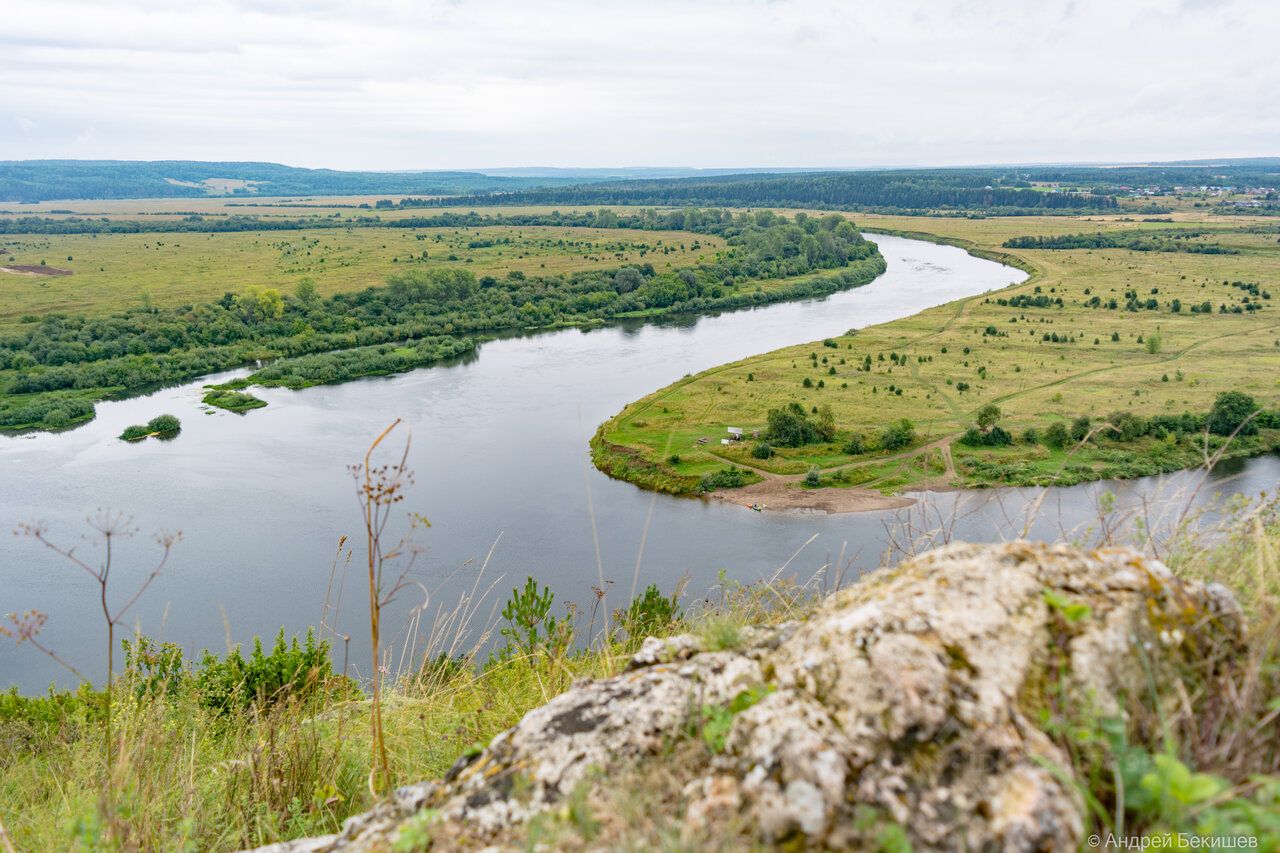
[843,434,865,455]
[498,577,570,663]
[879,419,915,451]
[1044,421,1070,448]
[146,414,181,436]
[698,466,749,492]
[616,584,681,643]
[960,425,1012,447]
[120,424,151,441]
[751,442,773,459]
[195,629,333,714]
[803,468,821,487]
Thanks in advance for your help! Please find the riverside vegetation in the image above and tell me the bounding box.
[1,444,1277,850]
[593,213,1280,496]
[0,209,882,431]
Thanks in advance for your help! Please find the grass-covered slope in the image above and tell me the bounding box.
[594,213,1280,495]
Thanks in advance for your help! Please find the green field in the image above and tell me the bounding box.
[594,212,1280,495]
[0,224,724,324]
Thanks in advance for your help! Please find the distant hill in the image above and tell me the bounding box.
[3,157,1275,207]
[471,166,830,180]
[0,160,584,203]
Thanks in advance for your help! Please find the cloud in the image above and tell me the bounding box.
[0,0,1276,168]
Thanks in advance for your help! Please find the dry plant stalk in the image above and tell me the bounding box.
[351,419,425,796]
[13,511,179,774]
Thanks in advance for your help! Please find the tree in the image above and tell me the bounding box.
[1070,415,1092,442]
[613,267,644,294]
[975,403,1002,431]
[813,404,836,441]
[294,277,320,308]
[237,286,285,322]
[1207,391,1259,437]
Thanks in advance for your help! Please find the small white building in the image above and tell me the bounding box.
[727,427,744,441]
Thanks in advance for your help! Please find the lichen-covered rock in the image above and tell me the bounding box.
[246,541,1241,853]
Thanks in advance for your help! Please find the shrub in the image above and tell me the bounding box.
[120,424,151,441]
[698,466,749,492]
[960,425,1013,447]
[194,629,333,714]
[751,442,773,459]
[616,584,681,643]
[1044,421,1070,448]
[843,434,865,455]
[803,468,821,487]
[146,414,181,436]
[498,577,571,663]
[879,419,915,451]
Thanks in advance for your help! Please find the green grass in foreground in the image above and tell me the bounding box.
[1,493,1278,850]
[595,213,1280,493]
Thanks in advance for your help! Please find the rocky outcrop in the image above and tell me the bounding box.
[249,541,1241,852]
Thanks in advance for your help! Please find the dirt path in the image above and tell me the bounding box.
[0,265,73,277]
[706,434,960,514]
[706,476,916,513]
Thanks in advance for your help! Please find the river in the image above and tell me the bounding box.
[3,234,1276,692]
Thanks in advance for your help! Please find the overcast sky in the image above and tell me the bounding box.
[2,0,1277,170]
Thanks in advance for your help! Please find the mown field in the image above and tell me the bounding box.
[0,224,724,324]
[595,213,1280,493]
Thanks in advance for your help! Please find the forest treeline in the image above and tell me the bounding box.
[0,210,884,430]
[8,207,858,236]
[408,170,1119,214]
[1003,229,1241,254]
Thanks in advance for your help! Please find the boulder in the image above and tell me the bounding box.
[247,541,1241,852]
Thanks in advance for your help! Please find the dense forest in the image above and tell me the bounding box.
[414,170,1119,214]
[0,161,578,203]
[0,210,884,430]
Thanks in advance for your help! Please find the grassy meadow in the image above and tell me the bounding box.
[0,223,724,325]
[596,213,1280,493]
